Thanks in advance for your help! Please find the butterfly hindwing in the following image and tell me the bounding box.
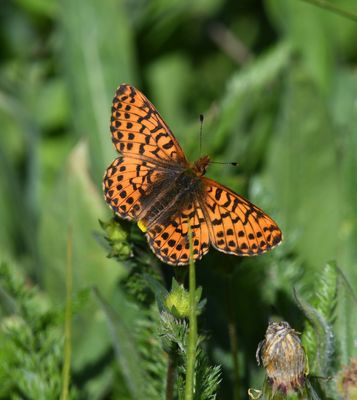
[146,200,210,266]
[111,84,187,164]
[202,178,282,256]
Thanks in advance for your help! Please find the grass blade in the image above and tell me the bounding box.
[60,227,73,400]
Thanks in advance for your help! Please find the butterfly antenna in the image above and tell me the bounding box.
[199,114,204,156]
[210,161,239,167]
[198,114,237,166]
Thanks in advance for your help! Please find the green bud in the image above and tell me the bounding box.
[110,241,132,259]
[165,285,190,319]
[100,219,128,241]
[100,219,132,260]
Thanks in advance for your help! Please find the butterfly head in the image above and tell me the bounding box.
[192,155,210,177]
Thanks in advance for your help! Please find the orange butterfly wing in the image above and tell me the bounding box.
[146,200,210,266]
[110,84,187,164]
[201,177,282,256]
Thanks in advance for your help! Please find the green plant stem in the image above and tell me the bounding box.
[174,267,188,286]
[60,228,73,400]
[299,0,357,22]
[185,227,197,400]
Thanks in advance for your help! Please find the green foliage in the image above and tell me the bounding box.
[95,267,221,399]
[300,263,338,377]
[94,288,165,400]
[147,275,221,399]
[296,262,357,399]
[158,311,221,400]
[100,217,164,306]
[0,262,77,399]
[177,346,222,400]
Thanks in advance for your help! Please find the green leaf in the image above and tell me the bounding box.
[335,265,357,363]
[263,65,340,272]
[38,141,122,373]
[60,0,138,182]
[297,262,338,396]
[93,288,147,400]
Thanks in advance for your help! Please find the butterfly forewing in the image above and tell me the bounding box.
[202,178,282,256]
[111,84,187,165]
[103,157,166,220]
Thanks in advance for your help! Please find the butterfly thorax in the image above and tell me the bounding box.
[191,155,210,177]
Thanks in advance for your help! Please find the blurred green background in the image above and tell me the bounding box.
[1,0,357,398]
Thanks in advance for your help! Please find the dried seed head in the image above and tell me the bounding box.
[256,321,308,395]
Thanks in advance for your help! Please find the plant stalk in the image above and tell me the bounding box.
[60,227,73,400]
[185,226,197,400]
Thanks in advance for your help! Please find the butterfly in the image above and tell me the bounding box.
[103,84,282,266]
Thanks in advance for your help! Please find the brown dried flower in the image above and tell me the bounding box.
[256,321,308,395]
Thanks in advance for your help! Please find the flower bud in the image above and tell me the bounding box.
[100,219,132,260]
[165,285,190,319]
